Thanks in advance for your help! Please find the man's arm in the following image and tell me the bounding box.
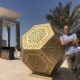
[60,38,73,46]
[71,34,78,46]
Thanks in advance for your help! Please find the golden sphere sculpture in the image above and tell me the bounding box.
[21,23,65,76]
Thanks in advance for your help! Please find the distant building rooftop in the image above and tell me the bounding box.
[0,7,21,26]
[0,7,20,20]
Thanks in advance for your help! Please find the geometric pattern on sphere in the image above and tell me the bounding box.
[22,23,54,49]
[21,23,65,76]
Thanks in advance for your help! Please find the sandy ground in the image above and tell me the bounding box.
[0,58,75,80]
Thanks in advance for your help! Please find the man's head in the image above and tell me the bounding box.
[63,25,70,34]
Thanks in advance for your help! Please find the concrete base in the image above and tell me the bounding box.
[28,74,52,80]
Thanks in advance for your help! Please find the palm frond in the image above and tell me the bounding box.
[46,1,80,33]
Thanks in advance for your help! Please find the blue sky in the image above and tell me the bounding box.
[0,0,80,46]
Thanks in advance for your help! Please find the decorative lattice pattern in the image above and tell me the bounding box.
[22,23,54,49]
[28,28,46,44]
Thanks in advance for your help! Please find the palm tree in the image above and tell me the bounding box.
[46,1,80,33]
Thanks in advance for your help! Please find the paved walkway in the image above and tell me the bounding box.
[0,59,75,80]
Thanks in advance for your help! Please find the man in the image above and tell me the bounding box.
[60,25,78,75]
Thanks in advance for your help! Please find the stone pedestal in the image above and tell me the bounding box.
[21,23,65,76]
[28,74,52,80]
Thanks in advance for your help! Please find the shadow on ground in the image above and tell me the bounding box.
[52,67,75,80]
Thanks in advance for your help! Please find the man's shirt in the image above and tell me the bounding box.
[60,33,78,55]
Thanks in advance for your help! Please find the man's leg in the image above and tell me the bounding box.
[66,55,75,70]
[75,51,80,80]
[66,54,78,80]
